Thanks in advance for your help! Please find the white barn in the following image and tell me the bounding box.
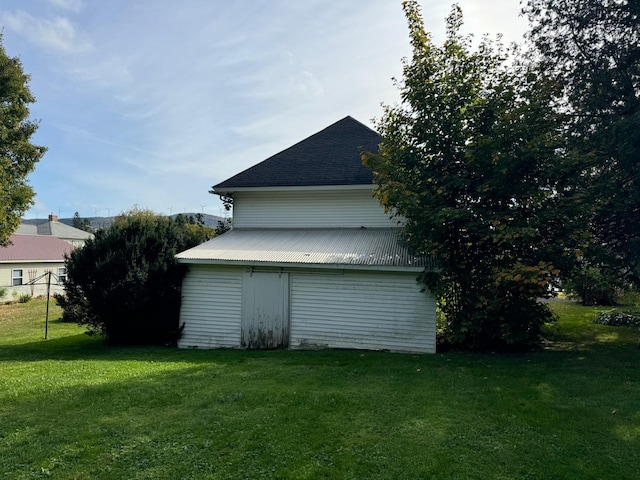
[176,116,437,353]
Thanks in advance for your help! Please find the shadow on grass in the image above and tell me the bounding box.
[2,328,638,374]
[0,330,432,368]
[0,334,261,364]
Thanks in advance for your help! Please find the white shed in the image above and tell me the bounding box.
[176,116,437,353]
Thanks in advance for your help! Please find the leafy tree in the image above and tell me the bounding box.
[0,35,47,246]
[72,211,93,233]
[364,2,581,350]
[216,218,231,235]
[564,264,626,306]
[173,212,216,243]
[56,209,207,345]
[524,0,640,286]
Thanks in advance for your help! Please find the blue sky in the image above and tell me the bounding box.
[1,0,529,220]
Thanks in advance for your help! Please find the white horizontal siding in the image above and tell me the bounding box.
[178,265,242,348]
[233,189,401,228]
[0,262,66,298]
[290,271,436,353]
[179,266,436,353]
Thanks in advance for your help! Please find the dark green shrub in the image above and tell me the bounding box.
[55,209,210,345]
[435,279,556,352]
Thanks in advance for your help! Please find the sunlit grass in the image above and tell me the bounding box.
[0,299,638,479]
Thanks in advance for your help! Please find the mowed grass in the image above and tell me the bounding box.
[0,300,638,479]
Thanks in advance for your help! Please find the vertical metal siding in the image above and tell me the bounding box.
[241,272,289,349]
[178,265,243,348]
[290,271,436,353]
[233,190,401,228]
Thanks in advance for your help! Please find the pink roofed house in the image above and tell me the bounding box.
[0,235,73,299]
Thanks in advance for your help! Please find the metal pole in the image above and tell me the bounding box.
[45,271,51,340]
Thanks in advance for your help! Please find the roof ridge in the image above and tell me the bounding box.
[213,116,381,192]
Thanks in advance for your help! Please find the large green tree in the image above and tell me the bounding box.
[0,36,47,245]
[524,0,640,286]
[57,209,212,345]
[365,2,582,350]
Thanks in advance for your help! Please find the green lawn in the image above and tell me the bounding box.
[0,300,638,479]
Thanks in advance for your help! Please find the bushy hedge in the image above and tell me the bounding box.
[56,210,213,345]
[594,310,640,327]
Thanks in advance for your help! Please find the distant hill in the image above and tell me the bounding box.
[22,213,226,231]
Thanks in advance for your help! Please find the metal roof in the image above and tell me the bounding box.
[0,235,73,262]
[176,228,434,271]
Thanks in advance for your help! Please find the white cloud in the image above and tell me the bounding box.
[0,10,91,54]
[47,0,84,12]
[70,55,132,89]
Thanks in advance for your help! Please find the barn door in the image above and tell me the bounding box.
[241,271,289,349]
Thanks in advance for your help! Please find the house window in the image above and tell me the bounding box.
[57,267,67,284]
[12,269,23,286]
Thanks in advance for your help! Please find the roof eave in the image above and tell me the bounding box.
[177,257,427,272]
[0,259,66,263]
[212,183,375,196]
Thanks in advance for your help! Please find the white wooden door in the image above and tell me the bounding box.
[241,271,289,349]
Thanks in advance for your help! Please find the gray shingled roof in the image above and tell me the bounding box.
[15,224,37,235]
[39,221,93,240]
[16,220,93,241]
[213,116,381,192]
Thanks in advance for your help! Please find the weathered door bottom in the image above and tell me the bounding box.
[241,271,289,349]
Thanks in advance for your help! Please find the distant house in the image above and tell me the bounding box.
[176,116,437,353]
[0,234,72,299]
[17,214,93,247]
